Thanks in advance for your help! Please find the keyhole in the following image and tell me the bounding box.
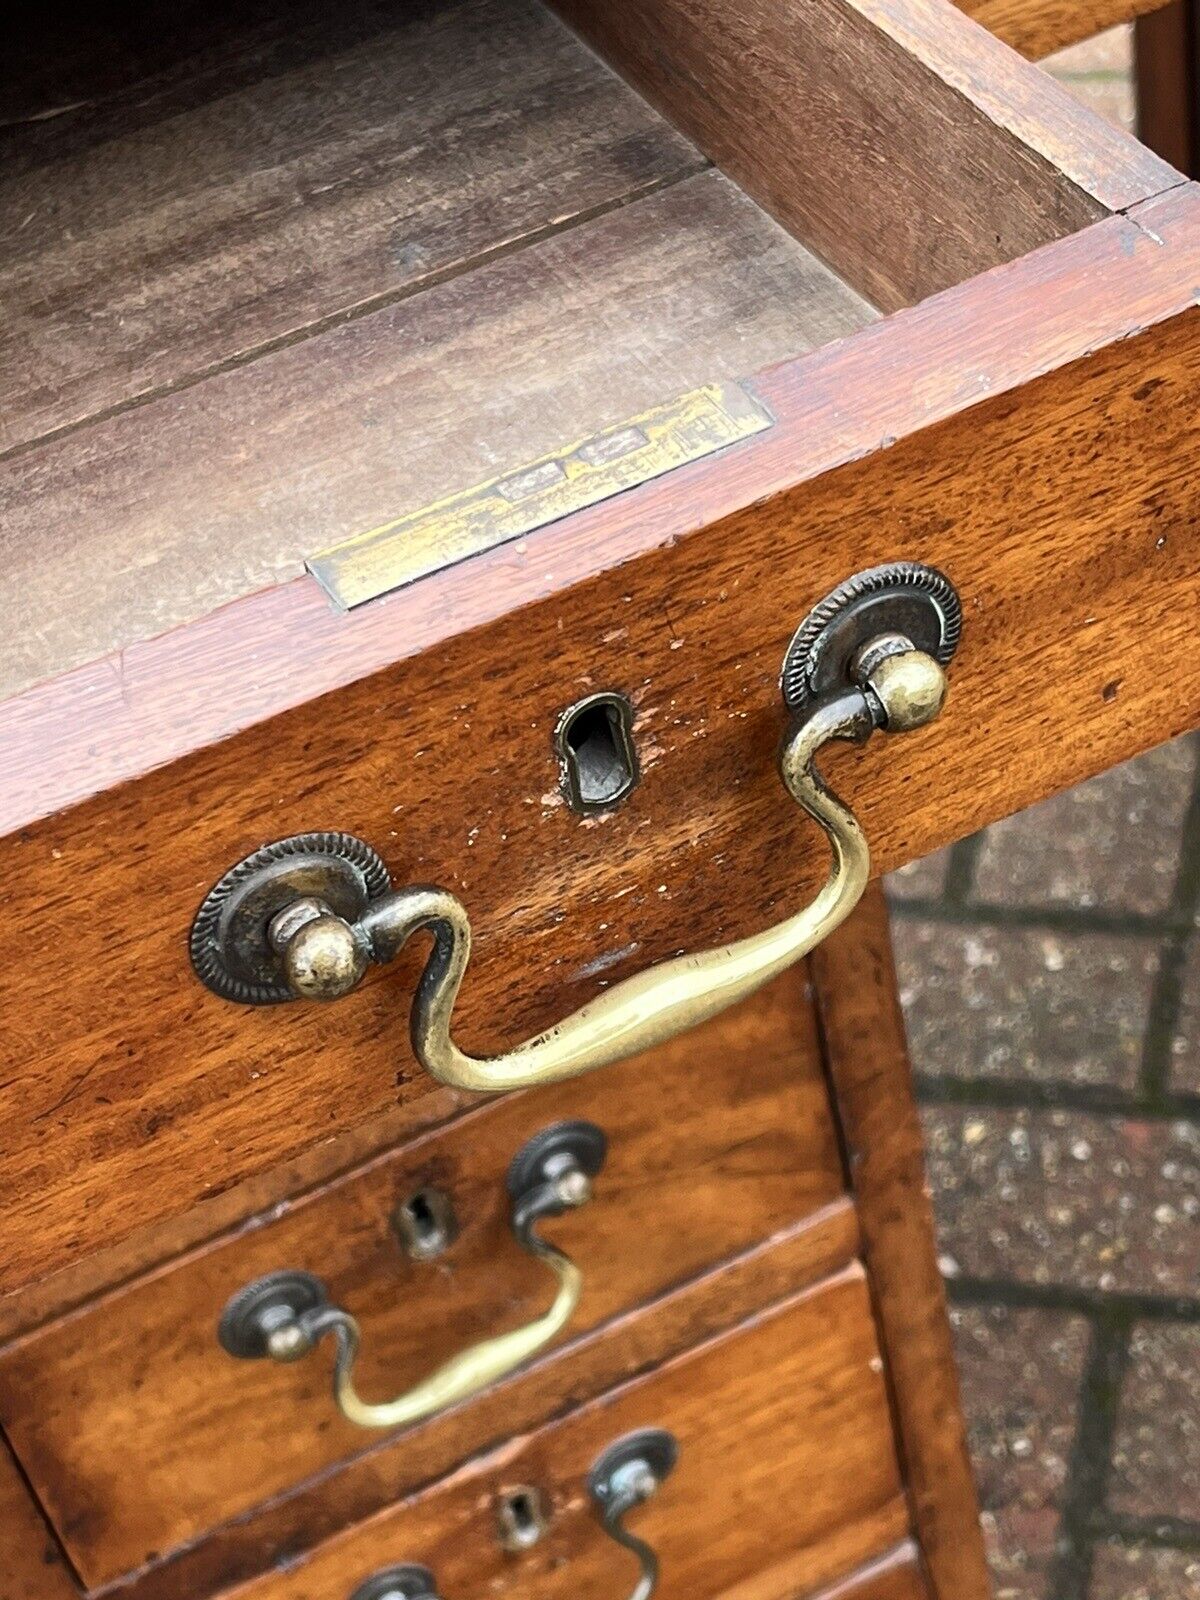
[392,1187,457,1260]
[556,692,639,813]
[496,1485,549,1550]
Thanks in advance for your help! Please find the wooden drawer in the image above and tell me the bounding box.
[0,977,849,1589]
[3,0,1198,1324]
[7,5,1176,1598]
[200,1269,910,1600]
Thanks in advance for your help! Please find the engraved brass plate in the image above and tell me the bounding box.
[307,381,773,610]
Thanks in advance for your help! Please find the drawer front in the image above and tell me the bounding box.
[802,1546,931,1600]
[7,262,1200,1311]
[0,973,846,1587]
[218,1268,909,1600]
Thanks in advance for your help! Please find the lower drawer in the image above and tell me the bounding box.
[0,972,846,1588]
[221,1267,909,1600]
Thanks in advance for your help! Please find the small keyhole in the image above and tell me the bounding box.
[392,1187,457,1260]
[556,692,638,814]
[496,1485,549,1551]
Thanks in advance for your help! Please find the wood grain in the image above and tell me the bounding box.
[0,0,403,137]
[0,974,844,1586]
[548,0,1175,310]
[0,0,702,455]
[0,169,872,699]
[88,1206,861,1600]
[3,190,1200,1305]
[799,1544,930,1600]
[959,0,1169,54]
[0,1092,469,1346]
[3,186,1197,841]
[646,1538,930,1600]
[196,1271,909,1600]
[0,1436,79,1600]
[851,0,1178,200]
[810,887,989,1600]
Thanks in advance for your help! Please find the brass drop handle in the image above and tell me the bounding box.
[217,1121,606,1430]
[192,565,960,1095]
[589,1429,679,1600]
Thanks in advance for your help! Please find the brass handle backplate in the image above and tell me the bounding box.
[348,1568,441,1600]
[192,563,961,1093]
[589,1429,679,1600]
[217,1120,605,1431]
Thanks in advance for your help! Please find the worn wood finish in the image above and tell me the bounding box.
[799,1544,930,1600]
[3,188,1200,1305]
[198,1271,909,1600]
[810,886,989,1600]
[0,1,404,135]
[91,1206,861,1600]
[717,1542,929,1600]
[0,975,844,1586]
[548,0,1175,310]
[0,1437,79,1600]
[0,0,704,456]
[0,168,873,699]
[959,0,1166,56]
[0,1091,469,1346]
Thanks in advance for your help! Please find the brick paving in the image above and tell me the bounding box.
[892,707,1200,1596]
[892,715,1200,1597]
[886,34,1200,1594]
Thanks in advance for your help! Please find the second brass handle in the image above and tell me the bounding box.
[345,1429,678,1600]
[192,564,960,1096]
[217,1120,605,1431]
[590,1429,679,1600]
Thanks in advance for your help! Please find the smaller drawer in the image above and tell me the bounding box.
[0,973,846,1588]
[221,1267,909,1600]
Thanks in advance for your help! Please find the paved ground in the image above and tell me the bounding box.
[886,39,1199,1597]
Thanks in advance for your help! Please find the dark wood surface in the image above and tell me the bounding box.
[0,975,844,1586]
[0,1,411,133]
[811,887,990,1600]
[549,0,1175,309]
[3,187,1200,1306]
[0,167,872,701]
[0,0,703,457]
[0,1092,465,1345]
[86,1203,861,1600]
[0,1437,78,1600]
[1137,0,1199,172]
[186,1271,910,1600]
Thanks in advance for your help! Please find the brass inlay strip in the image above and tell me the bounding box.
[307,381,773,610]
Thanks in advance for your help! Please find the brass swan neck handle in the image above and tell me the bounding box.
[190,566,960,1096]
[276,649,941,1094]
[589,1429,679,1600]
[217,1121,606,1430]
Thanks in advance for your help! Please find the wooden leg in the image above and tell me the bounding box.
[1136,0,1199,173]
[809,883,991,1600]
